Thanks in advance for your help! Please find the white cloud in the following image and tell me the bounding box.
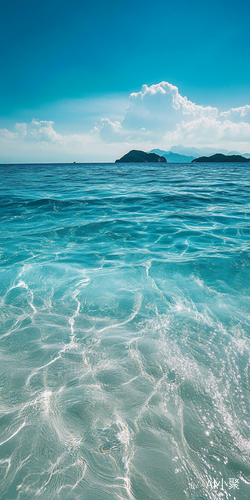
[219,105,250,123]
[15,123,27,138]
[164,117,250,145]
[1,82,250,162]
[0,128,15,140]
[0,120,63,143]
[129,82,218,118]
[93,81,250,151]
[93,118,124,142]
[26,119,63,143]
[92,117,153,143]
[122,82,218,137]
[0,118,126,162]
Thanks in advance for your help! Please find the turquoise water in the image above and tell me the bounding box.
[0,162,250,500]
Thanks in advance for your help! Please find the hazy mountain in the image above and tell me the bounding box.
[169,146,202,157]
[150,147,248,162]
[150,149,194,163]
[169,145,242,158]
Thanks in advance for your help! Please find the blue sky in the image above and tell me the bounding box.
[1,0,250,161]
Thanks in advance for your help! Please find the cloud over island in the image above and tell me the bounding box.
[1,82,250,162]
[94,82,250,147]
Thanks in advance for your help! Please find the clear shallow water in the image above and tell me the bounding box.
[0,162,250,500]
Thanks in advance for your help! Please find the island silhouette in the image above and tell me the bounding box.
[115,150,167,163]
[192,153,250,163]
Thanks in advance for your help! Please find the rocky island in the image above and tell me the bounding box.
[115,150,167,163]
[192,153,250,163]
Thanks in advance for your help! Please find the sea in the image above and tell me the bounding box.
[0,162,250,500]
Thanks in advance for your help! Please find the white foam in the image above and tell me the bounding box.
[0,421,26,447]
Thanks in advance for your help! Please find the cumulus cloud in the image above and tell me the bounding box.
[0,128,15,139]
[93,118,124,142]
[0,120,63,144]
[92,117,153,143]
[15,123,27,138]
[120,82,218,138]
[0,119,87,162]
[219,105,250,123]
[93,81,250,151]
[0,118,124,162]
[128,82,217,119]
[25,119,63,142]
[164,117,250,145]
[1,82,250,162]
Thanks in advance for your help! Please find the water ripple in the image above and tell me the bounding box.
[0,163,250,499]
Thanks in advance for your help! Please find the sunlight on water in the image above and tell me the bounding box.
[0,162,250,499]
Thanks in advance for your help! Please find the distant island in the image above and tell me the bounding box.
[115,149,250,164]
[115,150,167,163]
[192,153,250,163]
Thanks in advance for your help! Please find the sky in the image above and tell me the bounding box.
[0,0,250,162]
